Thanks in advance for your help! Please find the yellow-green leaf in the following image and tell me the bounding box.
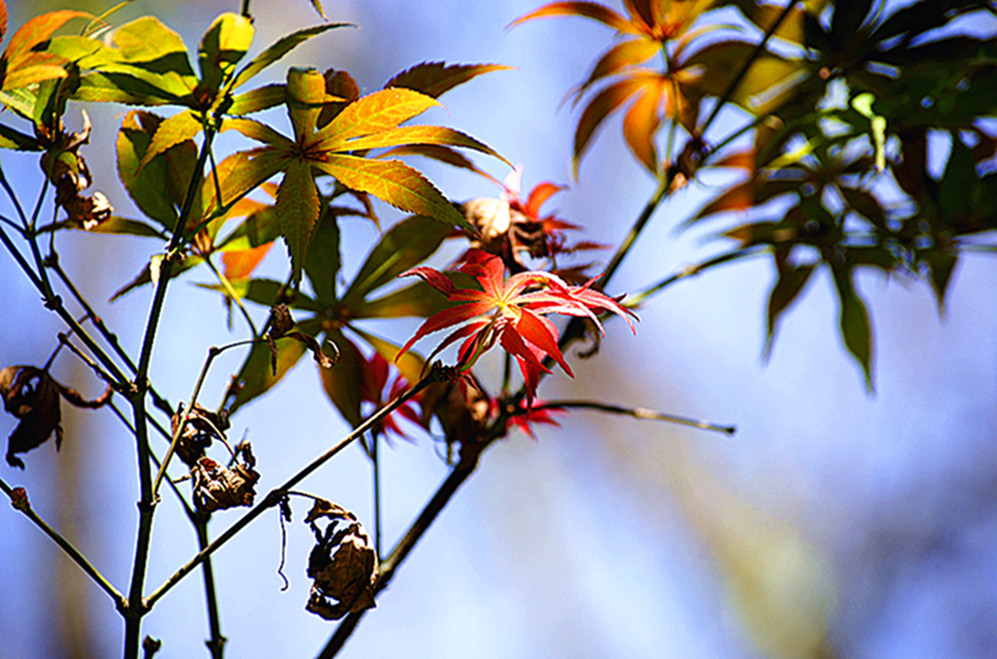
[203,148,290,218]
[198,12,254,93]
[286,67,326,143]
[333,124,509,166]
[350,326,426,388]
[139,109,202,169]
[312,87,441,149]
[276,159,320,280]
[314,155,468,230]
[232,23,351,89]
[228,83,286,115]
[3,10,89,64]
[385,62,512,99]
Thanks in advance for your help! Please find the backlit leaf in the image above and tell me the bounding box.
[622,82,664,173]
[354,280,454,319]
[286,67,327,143]
[139,109,202,169]
[3,10,89,64]
[203,148,290,218]
[228,83,286,115]
[276,159,320,280]
[341,214,453,305]
[385,62,512,99]
[117,111,182,227]
[573,76,646,176]
[313,88,441,149]
[232,23,351,89]
[573,38,660,99]
[198,12,254,93]
[509,2,635,33]
[335,125,508,166]
[313,155,468,230]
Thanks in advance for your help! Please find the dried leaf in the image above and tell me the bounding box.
[305,500,378,621]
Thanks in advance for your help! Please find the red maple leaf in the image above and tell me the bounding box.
[397,249,637,401]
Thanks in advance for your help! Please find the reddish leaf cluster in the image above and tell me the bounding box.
[397,249,637,402]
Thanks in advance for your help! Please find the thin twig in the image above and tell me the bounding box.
[1,477,126,609]
[525,400,736,435]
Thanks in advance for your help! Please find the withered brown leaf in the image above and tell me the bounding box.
[1,365,112,469]
[304,498,379,621]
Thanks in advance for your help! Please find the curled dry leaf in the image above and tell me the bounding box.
[267,304,339,373]
[1,365,112,469]
[39,111,113,230]
[304,498,379,621]
[420,370,492,463]
[171,402,230,466]
[189,442,260,513]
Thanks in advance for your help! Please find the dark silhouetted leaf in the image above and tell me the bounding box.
[832,266,874,391]
[226,334,310,415]
[765,263,815,356]
[319,329,365,427]
[304,211,340,305]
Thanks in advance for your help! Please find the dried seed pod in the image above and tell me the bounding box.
[304,498,378,621]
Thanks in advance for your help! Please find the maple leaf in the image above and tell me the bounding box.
[396,249,637,402]
[358,352,422,445]
[512,1,803,177]
[218,68,507,281]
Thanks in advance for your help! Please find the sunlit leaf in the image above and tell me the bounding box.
[203,148,291,217]
[117,111,183,228]
[313,87,441,149]
[138,109,202,169]
[385,62,511,99]
[3,10,89,64]
[232,23,351,89]
[198,12,254,94]
[622,82,665,173]
[223,116,295,149]
[341,214,453,305]
[573,38,660,99]
[336,125,508,166]
[509,1,635,34]
[313,155,469,230]
[228,83,286,115]
[573,76,646,176]
[286,67,327,143]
